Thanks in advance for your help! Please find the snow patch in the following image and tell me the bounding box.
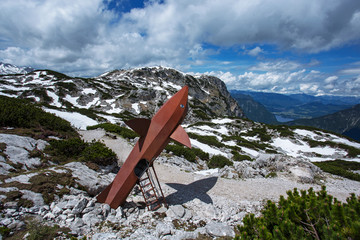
[65,95,79,106]
[211,118,234,124]
[195,168,219,176]
[190,139,227,157]
[82,88,97,95]
[43,108,98,130]
[47,90,62,107]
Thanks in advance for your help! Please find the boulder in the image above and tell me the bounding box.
[72,198,89,215]
[166,205,185,219]
[206,222,235,238]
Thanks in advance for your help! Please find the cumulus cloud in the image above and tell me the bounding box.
[325,76,339,83]
[207,68,345,95]
[247,46,263,56]
[1,0,360,77]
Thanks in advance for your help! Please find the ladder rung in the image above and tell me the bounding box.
[143,182,152,188]
[140,177,149,182]
[148,199,160,205]
[145,187,155,193]
[150,204,161,211]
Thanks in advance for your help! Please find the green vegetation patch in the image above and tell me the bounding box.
[0,95,76,138]
[55,81,77,92]
[208,155,233,169]
[244,127,272,142]
[188,133,225,149]
[188,121,217,128]
[164,144,209,163]
[231,150,252,161]
[46,138,117,166]
[236,186,360,240]
[87,123,138,139]
[313,160,360,182]
[268,125,295,138]
[223,135,269,151]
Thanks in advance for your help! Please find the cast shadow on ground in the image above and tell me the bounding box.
[165,176,218,205]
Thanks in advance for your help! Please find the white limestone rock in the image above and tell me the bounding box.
[205,221,235,238]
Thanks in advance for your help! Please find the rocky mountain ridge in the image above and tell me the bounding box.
[0,67,244,125]
[0,62,34,75]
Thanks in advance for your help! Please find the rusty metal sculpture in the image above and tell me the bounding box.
[97,86,191,209]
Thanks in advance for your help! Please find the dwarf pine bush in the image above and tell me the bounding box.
[0,95,75,135]
[46,138,117,166]
[208,155,233,168]
[236,186,360,240]
[87,123,138,139]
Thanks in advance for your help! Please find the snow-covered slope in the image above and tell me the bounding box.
[0,62,34,75]
[0,67,243,126]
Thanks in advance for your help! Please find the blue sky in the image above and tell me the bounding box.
[1,0,360,96]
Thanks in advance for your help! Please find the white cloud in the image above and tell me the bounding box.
[204,71,236,84]
[247,46,263,56]
[325,76,338,83]
[249,60,301,71]
[1,0,360,77]
[339,68,360,75]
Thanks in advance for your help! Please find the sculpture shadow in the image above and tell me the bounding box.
[165,176,218,205]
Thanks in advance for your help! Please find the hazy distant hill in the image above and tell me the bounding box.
[230,92,278,124]
[231,90,359,120]
[287,104,360,141]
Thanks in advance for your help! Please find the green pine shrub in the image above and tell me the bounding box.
[191,147,210,161]
[165,144,196,162]
[236,186,360,240]
[0,95,76,137]
[87,123,138,139]
[164,144,209,163]
[208,155,233,169]
[47,138,86,158]
[80,140,117,166]
[314,160,360,182]
[188,133,225,148]
[232,151,252,161]
[46,138,117,166]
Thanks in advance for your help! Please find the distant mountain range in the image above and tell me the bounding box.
[230,93,278,124]
[230,90,360,141]
[230,90,360,121]
[286,104,360,141]
[0,62,34,75]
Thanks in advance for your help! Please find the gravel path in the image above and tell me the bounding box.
[79,130,360,206]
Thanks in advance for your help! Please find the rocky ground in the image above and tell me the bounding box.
[1,130,360,239]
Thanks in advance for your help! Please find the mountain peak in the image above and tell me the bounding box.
[0,62,34,75]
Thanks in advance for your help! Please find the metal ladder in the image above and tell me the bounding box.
[138,164,167,211]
